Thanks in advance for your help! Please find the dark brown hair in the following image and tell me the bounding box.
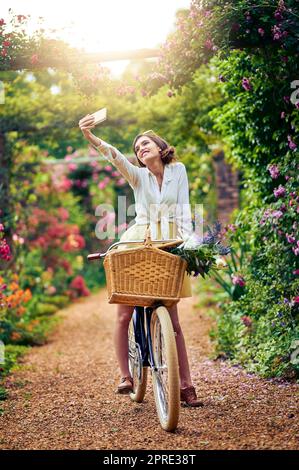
[132,130,177,167]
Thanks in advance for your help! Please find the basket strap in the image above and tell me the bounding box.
[144,224,153,247]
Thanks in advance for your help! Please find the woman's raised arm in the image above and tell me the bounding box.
[79,114,140,189]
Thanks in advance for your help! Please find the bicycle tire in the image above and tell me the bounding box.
[128,318,148,403]
[150,305,180,432]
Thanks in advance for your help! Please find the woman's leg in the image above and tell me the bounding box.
[114,304,134,378]
[167,303,192,389]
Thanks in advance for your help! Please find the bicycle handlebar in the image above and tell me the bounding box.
[87,238,183,261]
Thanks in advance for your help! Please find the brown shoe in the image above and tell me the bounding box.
[180,386,204,407]
[116,376,133,394]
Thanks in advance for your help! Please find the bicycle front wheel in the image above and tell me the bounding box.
[150,305,180,432]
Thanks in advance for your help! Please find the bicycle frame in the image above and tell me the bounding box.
[132,306,161,371]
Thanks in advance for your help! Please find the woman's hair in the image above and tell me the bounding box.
[132,130,177,167]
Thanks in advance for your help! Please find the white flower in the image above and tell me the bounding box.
[182,232,202,250]
[215,257,228,269]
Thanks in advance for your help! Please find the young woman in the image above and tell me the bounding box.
[79,114,203,407]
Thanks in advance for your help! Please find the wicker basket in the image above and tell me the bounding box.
[103,228,187,307]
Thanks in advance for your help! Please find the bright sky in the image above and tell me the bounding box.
[1,0,191,76]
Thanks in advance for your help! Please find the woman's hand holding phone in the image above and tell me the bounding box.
[79,114,95,133]
[79,114,102,147]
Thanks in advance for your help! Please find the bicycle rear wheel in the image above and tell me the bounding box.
[150,305,180,432]
[128,313,148,403]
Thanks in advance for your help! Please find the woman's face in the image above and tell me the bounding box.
[134,136,161,166]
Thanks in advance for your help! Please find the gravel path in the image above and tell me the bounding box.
[0,286,298,450]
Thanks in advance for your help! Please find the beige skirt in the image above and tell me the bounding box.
[116,221,192,298]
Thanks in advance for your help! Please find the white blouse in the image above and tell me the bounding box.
[94,139,193,241]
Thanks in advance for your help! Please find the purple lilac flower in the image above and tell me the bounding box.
[232,23,240,31]
[281,111,286,119]
[288,135,297,150]
[258,28,265,36]
[274,185,286,198]
[292,246,299,256]
[272,210,283,219]
[272,25,282,40]
[286,234,296,244]
[268,164,280,179]
[242,77,252,91]
[280,203,287,212]
[0,224,4,232]
[260,208,272,225]
[274,10,283,21]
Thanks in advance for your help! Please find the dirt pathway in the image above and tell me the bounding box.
[0,286,298,450]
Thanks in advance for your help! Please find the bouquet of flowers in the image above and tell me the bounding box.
[168,222,230,278]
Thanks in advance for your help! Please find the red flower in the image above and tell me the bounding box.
[62,234,85,252]
[30,54,39,65]
[60,259,73,275]
[232,275,246,287]
[241,316,252,328]
[204,39,213,50]
[17,15,27,23]
[69,275,90,297]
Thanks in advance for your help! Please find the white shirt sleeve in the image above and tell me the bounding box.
[176,165,193,241]
[93,139,140,189]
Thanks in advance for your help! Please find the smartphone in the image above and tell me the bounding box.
[90,107,107,126]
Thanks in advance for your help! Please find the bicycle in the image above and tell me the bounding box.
[88,235,186,432]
